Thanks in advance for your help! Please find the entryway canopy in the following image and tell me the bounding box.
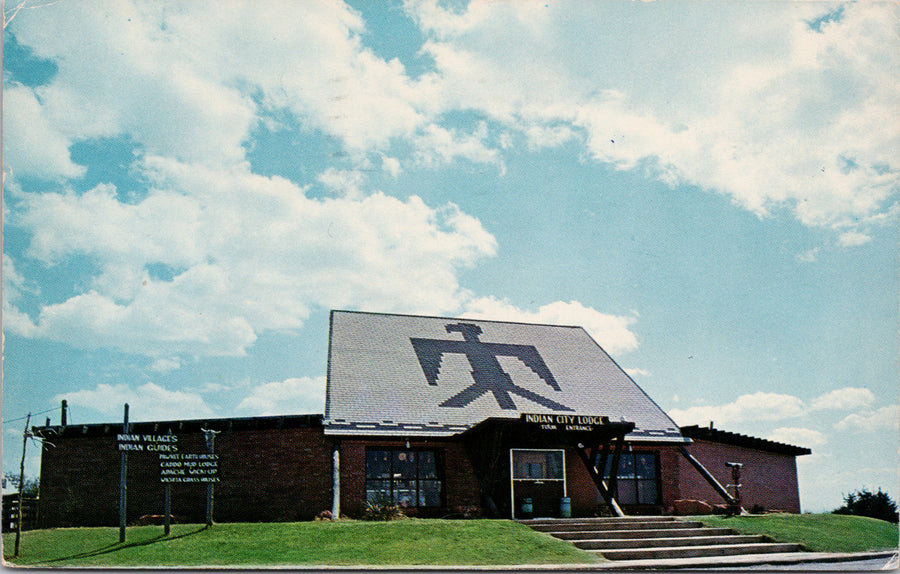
[459,414,637,516]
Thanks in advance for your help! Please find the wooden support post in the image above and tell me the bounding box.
[679,446,738,506]
[119,404,129,543]
[164,484,171,535]
[574,442,625,517]
[607,435,625,502]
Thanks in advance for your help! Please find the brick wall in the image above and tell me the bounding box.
[38,426,332,527]
[38,423,804,525]
[677,440,802,512]
[336,438,481,518]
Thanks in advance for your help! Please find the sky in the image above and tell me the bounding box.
[2,0,898,513]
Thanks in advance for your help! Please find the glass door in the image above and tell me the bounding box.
[510,449,566,518]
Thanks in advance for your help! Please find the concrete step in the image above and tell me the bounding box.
[552,527,737,540]
[574,534,769,550]
[521,516,678,526]
[528,520,704,532]
[596,542,804,561]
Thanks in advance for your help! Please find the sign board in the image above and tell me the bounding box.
[117,433,179,452]
[114,434,220,483]
[521,413,610,433]
[159,453,220,484]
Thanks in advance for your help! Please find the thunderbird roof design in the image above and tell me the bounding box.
[324,310,686,442]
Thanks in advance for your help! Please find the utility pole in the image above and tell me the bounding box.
[14,413,31,557]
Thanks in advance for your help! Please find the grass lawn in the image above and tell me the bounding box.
[2,519,599,568]
[698,513,899,553]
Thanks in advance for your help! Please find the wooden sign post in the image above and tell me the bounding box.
[119,404,129,543]
[201,428,220,527]
[115,415,220,535]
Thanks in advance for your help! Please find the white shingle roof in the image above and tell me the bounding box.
[324,310,685,442]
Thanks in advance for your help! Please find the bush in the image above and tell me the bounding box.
[833,487,899,523]
[361,497,404,521]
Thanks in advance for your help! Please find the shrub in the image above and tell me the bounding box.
[361,497,404,521]
[833,487,899,523]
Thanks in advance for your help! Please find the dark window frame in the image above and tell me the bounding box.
[364,447,445,508]
[599,451,661,506]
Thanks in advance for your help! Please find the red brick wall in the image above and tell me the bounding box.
[38,426,333,527]
[676,440,802,513]
[564,445,683,516]
[564,449,600,516]
[38,426,803,525]
[336,438,481,518]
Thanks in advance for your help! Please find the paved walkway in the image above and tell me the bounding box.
[507,550,900,570]
[570,550,898,570]
[350,551,898,570]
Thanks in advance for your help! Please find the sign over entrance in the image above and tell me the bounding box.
[522,413,610,433]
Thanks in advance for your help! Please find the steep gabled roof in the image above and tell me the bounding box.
[324,310,685,442]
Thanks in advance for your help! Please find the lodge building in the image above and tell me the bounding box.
[34,310,810,527]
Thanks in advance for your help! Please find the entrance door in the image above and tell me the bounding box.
[510,449,566,518]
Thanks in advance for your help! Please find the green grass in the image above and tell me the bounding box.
[3,519,599,567]
[698,513,899,553]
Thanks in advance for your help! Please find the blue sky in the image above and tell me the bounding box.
[3,0,898,512]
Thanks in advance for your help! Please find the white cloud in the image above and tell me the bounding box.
[2,84,86,180]
[413,122,505,172]
[796,247,820,263]
[7,1,897,241]
[835,405,900,432]
[462,297,638,355]
[318,168,367,199]
[837,231,873,247]
[2,255,39,337]
[669,386,893,436]
[407,0,899,238]
[381,155,402,178]
[5,1,896,359]
[8,160,496,357]
[57,382,214,422]
[810,387,875,412]
[149,358,183,374]
[668,392,806,426]
[5,1,900,245]
[768,427,828,449]
[236,377,326,417]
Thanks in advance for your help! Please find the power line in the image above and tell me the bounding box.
[3,407,58,425]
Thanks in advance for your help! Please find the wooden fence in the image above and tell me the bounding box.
[2,494,39,532]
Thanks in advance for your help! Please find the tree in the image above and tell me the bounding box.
[3,472,39,497]
[833,487,899,523]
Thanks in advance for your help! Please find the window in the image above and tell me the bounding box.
[511,450,565,481]
[365,449,443,508]
[599,452,660,505]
